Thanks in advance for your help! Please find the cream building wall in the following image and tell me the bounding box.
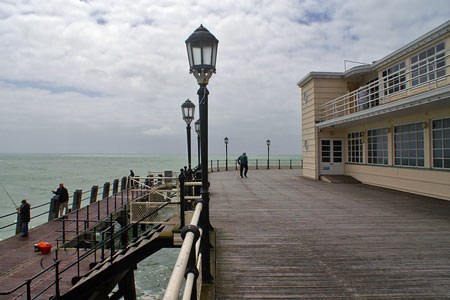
[344,108,450,201]
[301,78,347,179]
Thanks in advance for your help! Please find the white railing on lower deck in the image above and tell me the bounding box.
[319,49,450,122]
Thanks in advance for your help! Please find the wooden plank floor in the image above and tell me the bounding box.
[0,190,139,300]
[209,169,450,299]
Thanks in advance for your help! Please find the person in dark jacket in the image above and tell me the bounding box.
[18,199,30,237]
[53,183,69,217]
[237,152,248,178]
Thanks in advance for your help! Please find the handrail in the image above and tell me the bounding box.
[319,47,450,122]
[163,202,203,300]
[0,174,131,231]
[0,180,177,300]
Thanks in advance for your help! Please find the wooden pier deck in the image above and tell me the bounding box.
[0,190,141,299]
[210,169,450,299]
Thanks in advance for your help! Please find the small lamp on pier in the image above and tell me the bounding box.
[195,119,201,167]
[185,24,218,283]
[224,137,229,171]
[266,139,271,169]
[181,99,195,170]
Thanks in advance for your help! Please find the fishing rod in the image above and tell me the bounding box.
[0,182,18,208]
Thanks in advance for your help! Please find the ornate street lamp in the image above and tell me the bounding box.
[185,24,218,283]
[266,139,271,169]
[181,99,195,170]
[224,137,229,171]
[195,119,200,167]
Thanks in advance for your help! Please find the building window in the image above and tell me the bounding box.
[394,123,424,167]
[382,61,406,95]
[367,128,389,165]
[347,131,364,163]
[303,91,308,103]
[366,78,379,107]
[411,41,445,86]
[432,117,450,169]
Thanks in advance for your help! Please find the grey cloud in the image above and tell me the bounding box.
[0,0,449,155]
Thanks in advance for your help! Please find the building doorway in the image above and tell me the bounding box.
[320,139,344,175]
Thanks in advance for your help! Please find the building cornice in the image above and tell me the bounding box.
[296,72,343,87]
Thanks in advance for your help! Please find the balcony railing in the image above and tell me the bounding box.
[319,47,450,122]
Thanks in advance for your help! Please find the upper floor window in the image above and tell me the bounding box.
[394,123,424,167]
[367,128,389,165]
[382,61,406,96]
[432,117,450,169]
[303,91,308,103]
[347,131,364,164]
[411,41,446,86]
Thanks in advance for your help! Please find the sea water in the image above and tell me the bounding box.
[0,153,300,298]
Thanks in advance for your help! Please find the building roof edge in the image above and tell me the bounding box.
[372,20,450,69]
[297,72,343,87]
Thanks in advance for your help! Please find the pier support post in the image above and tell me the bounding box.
[72,189,82,211]
[90,185,98,204]
[113,179,119,194]
[48,195,60,221]
[118,268,137,300]
[121,177,127,191]
[103,182,110,199]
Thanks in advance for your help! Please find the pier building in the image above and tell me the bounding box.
[297,20,450,200]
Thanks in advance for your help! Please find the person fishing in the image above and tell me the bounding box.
[52,183,69,217]
[18,199,31,237]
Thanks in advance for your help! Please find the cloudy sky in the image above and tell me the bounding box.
[0,0,449,155]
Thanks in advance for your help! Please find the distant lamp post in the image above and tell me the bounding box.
[266,139,271,169]
[181,99,195,170]
[224,137,229,171]
[195,119,201,167]
[186,24,218,283]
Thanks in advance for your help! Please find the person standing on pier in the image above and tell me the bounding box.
[238,152,248,178]
[18,199,30,237]
[53,183,69,217]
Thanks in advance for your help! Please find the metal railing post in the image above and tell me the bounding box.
[76,209,80,277]
[54,260,60,299]
[110,214,114,262]
[210,160,213,172]
[26,279,31,300]
[179,173,185,228]
[62,218,66,244]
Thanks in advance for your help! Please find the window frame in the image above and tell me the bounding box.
[431,117,450,170]
[367,127,389,165]
[347,131,364,164]
[393,122,425,168]
[382,61,406,96]
[410,41,446,87]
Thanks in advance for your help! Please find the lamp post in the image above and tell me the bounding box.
[266,139,271,169]
[185,24,218,283]
[181,99,195,170]
[224,137,229,171]
[195,119,200,167]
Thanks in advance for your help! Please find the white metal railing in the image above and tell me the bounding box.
[163,202,203,300]
[319,48,450,122]
[129,176,180,224]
